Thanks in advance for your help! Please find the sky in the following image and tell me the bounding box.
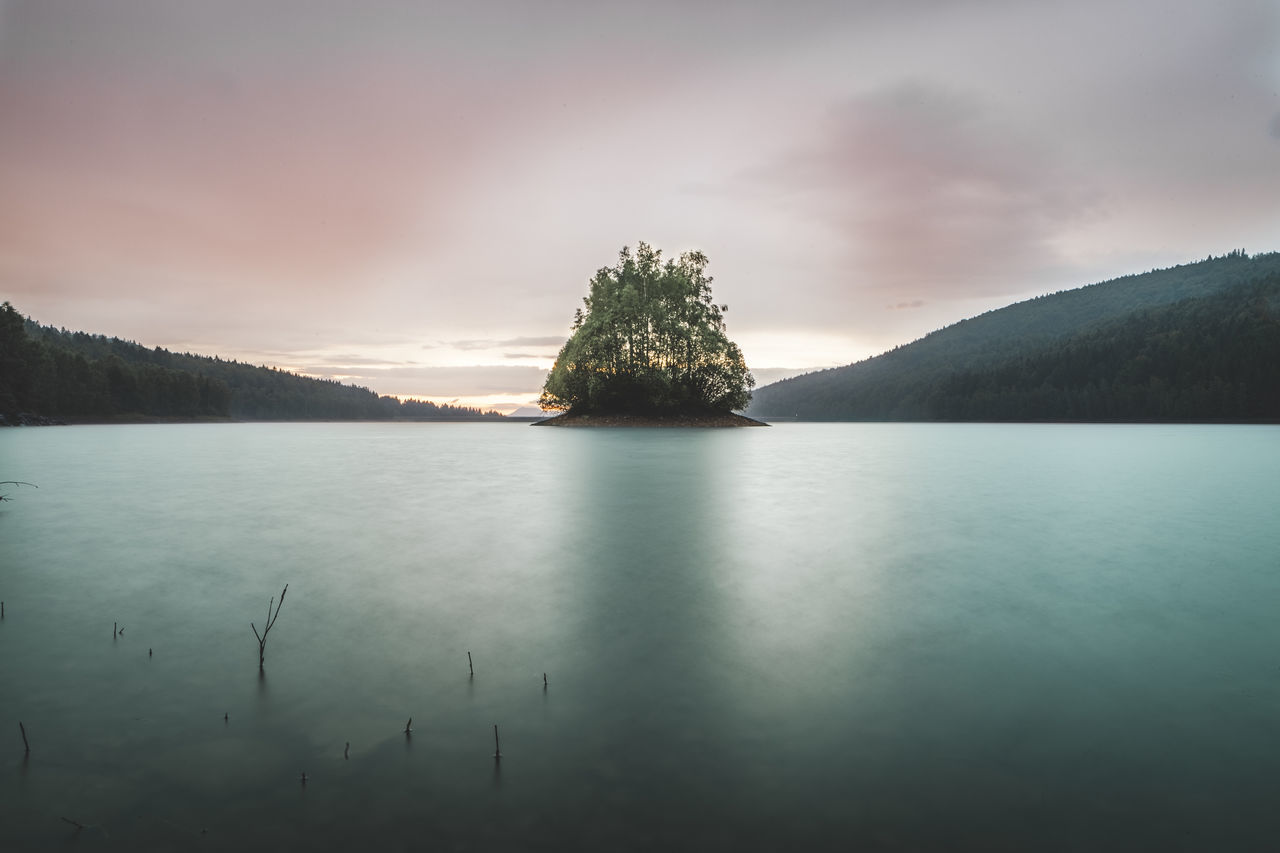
[2,0,1278,413]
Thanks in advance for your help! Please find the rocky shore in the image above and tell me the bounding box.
[531,411,768,428]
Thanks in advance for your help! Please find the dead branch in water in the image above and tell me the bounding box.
[0,481,37,502]
[60,816,108,838]
[250,584,288,670]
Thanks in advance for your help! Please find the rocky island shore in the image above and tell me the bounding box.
[532,411,767,427]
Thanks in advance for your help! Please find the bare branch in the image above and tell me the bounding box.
[265,585,288,633]
[0,481,37,502]
[249,584,289,670]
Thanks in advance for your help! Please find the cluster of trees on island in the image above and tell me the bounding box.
[539,243,754,414]
[0,303,501,422]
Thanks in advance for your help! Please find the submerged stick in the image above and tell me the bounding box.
[0,481,37,502]
[2,600,5,618]
[543,672,547,688]
[59,816,107,838]
[468,651,474,677]
[344,741,350,760]
[493,724,501,760]
[250,583,289,670]
[19,721,29,753]
[404,717,413,735]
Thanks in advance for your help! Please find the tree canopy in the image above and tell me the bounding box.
[539,243,754,414]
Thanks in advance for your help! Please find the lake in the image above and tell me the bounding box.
[2,422,1279,851]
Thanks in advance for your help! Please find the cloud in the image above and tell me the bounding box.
[294,353,420,367]
[3,0,1279,397]
[747,81,1098,304]
[447,336,564,351]
[750,366,829,387]
[301,364,548,397]
[714,1,1279,332]
[499,336,566,348]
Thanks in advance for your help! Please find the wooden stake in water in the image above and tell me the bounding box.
[344,742,350,760]
[543,672,548,688]
[404,717,413,735]
[468,651,474,677]
[2,600,5,618]
[493,724,501,760]
[113,622,117,638]
[19,721,30,754]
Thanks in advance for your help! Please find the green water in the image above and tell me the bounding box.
[2,423,1279,850]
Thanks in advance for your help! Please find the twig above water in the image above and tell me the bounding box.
[250,584,288,670]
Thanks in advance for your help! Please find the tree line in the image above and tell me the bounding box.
[0,303,501,422]
[925,274,1280,421]
[748,252,1280,422]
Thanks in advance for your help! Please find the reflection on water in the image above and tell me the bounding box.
[2,422,1280,850]
[546,430,751,842]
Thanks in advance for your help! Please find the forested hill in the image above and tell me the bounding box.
[0,303,502,422]
[748,251,1280,422]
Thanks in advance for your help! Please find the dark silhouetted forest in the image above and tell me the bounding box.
[748,251,1280,422]
[0,304,502,423]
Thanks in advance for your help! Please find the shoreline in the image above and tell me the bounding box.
[531,411,769,428]
[0,414,506,426]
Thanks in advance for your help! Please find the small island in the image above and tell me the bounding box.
[535,242,766,427]
[534,410,766,427]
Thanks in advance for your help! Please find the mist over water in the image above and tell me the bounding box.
[2,423,1279,850]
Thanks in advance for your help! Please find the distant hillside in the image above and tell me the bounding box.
[748,251,1280,422]
[0,303,502,422]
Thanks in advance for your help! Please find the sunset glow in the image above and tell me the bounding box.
[3,1,1277,412]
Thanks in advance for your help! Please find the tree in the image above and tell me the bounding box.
[539,243,754,413]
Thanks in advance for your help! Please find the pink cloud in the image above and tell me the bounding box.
[751,82,1101,305]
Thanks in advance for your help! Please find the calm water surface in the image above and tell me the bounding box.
[2,422,1279,850]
